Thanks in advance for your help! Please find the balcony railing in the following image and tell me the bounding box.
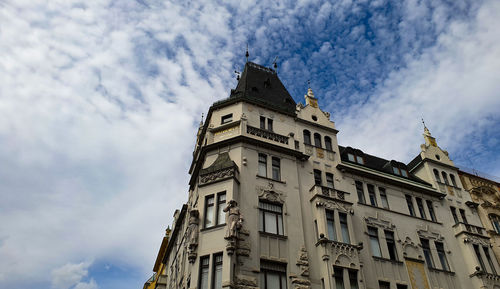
[310,185,349,201]
[246,125,289,144]
[453,222,486,236]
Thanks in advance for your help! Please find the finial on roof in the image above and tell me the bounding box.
[421,118,437,147]
[304,82,318,108]
[245,44,249,63]
[200,113,204,126]
[272,56,278,72]
[422,118,431,136]
[166,226,171,237]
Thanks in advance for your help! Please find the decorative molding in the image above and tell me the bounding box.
[364,214,394,231]
[315,199,349,213]
[187,209,199,263]
[199,167,238,186]
[257,183,285,204]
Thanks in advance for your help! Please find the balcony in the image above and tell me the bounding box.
[309,185,349,201]
[246,125,289,144]
[437,182,462,197]
[453,222,487,237]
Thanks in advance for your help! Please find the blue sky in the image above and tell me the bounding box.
[0,0,499,289]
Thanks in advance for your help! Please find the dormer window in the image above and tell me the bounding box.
[347,153,364,164]
[392,166,408,177]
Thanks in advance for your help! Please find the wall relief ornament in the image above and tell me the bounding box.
[463,235,490,246]
[364,214,394,230]
[224,200,244,255]
[257,182,285,204]
[187,209,199,263]
[199,167,237,185]
[400,236,420,259]
[315,200,349,213]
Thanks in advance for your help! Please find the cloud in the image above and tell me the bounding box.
[0,0,498,289]
[51,262,96,289]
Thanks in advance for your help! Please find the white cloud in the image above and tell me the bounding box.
[51,262,96,289]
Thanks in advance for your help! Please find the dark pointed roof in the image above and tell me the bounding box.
[230,62,296,115]
[199,152,237,175]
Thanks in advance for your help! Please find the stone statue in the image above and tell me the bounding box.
[187,210,199,263]
[224,200,243,239]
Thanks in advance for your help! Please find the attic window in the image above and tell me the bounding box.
[435,154,440,160]
[393,166,408,177]
[347,153,364,165]
[252,87,259,92]
[221,113,233,124]
[312,115,318,121]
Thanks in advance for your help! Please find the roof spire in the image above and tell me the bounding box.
[421,118,437,147]
[422,118,431,136]
[304,81,318,108]
[245,44,249,63]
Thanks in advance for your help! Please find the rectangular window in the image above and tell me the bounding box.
[258,154,267,177]
[205,196,215,228]
[435,242,449,271]
[421,238,434,268]
[491,215,500,233]
[339,213,350,243]
[450,207,459,224]
[401,169,408,177]
[393,167,400,175]
[396,285,408,289]
[356,155,364,164]
[348,153,355,162]
[459,209,468,224]
[474,244,486,271]
[334,267,344,289]
[260,116,266,129]
[272,157,280,181]
[259,201,284,235]
[260,261,287,289]
[416,198,426,219]
[314,169,322,186]
[368,227,381,257]
[426,200,437,222]
[368,184,377,206]
[326,210,337,241]
[326,173,334,188]
[349,270,359,289]
[221,113,232,124]
[356,181,366,204]
[406,195,415,216]
[385,230,398,261]
[216,192,226,225]
[379,281,390,289]
[325,137,333,151]
[484,246,497,274]
[379,188,389,209]
[199,256,210,289]
[212,253,223,289]
[267,118,273,131]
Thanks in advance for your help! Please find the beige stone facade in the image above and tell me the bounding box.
[147,62,500,289]
[459,170,500,266]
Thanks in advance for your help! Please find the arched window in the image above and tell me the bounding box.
[314,133,322,148]
[433,169,441,182]
[441,171,449,185]
[324,136,333,151]
[450,174,457,187]
[303,130,311,145]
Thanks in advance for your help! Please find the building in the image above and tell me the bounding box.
[145,61,500,289]
[459,170,500,265]
[144,226,172,289]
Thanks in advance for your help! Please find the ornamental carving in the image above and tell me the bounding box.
[400,236,420,259]
[187,210,199,263]
[296,246,310,277]
[234,275,258,289]
[364,215,394,230]
[315,199,349,213]
[199,167,237,185]
[481,200,500,210]
[330,242,360,268]
[417,227,443,241]
[463,235,490,246]
[257,183,285,204]
[224,200,244,256]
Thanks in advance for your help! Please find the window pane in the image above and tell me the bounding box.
[450,174,457,186]
[349,270,358,289]
[474,244,486,271]
[214,263,222,289]
[369,227,381,257]
[259,211,264,231]
[460,209,468,224]
[421,239,434,268]
[380,188,389,209]
[326,173,334,188]
[265,212,278,234]
[303,130,311,145]
[348,153,355,162]
[435,242,449,271]
[379,281,390,289]
[433,169,441,182]
[356,156,364,164]
[278,215,283,235]
[272,157,280,181]
[416,198,426,219]
[356,181,365,204]
[206,205,214,227]
[260,116,266,129]
[442,172,449,185]
[401,169,408,177]
[451,207,459,223]
[259,154,267,177]
[326,211,337,241]
[325,137,333,151]
[267,272,280,289]
[385,231,397,260]
[426,200,436,222]
[314,133,322,147]
[267,119,273,131]
[334,268,344,289]
[340,213,350,243]
[368,184,377,206]
[484,246,497,274]
[314,170,322,186]
[406,195,415,216]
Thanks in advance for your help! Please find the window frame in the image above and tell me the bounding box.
[450,206,459,224]
[260,260,287,289]
[416,197,426,219]
[326,173,334,189]
[326,209,337,241]
[421,238,434,268]
[355,181,366,204]
[259,201,284,236]
[491,214,500,233]
[204,195,215,228]
[325,136,333,151]
[258,153,268,178]
[314,169,322,186]
[303,130,311,145]
[313,133,322,148]
[368,226,382,257]
[379,187,389,209]
[426,200,437,222]
[267,118,273,131]
[484,246,497,274]
[367,184,377,207]
[271,157,281,181]
[260,116,266,129]
[221,113,233,124]
[212,253,223,289]
[433,169,441,182]
[333,267,345,289]
[474,244,486,271]
[406,195,416,216]
[385,230,398,261]
[339,212,350,244]
[199,255,210,289]
[216,192,226,225]
[435,241,449,271]
[205,192,226,228]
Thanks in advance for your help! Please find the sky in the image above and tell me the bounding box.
[0,0,499,288]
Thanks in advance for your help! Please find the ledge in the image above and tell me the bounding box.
[256,174,286,184]
[209,120,241,133]
[428,267,456,275]
[200,224,226,232]
[259,231,288,240]
[373,256,404,265]
[357,202,443,225]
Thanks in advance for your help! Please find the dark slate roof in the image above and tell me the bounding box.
[338,146,430,185]
[200,152,237,175]
[227,62,296,115]
[407,155,423,171]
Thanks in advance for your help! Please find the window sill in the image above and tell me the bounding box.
[200,224,225,232]
[259,231,287,239]
[428,267,455,275]
[357,202,442,225]
[373,256,404,265]
[256,174,286,184]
